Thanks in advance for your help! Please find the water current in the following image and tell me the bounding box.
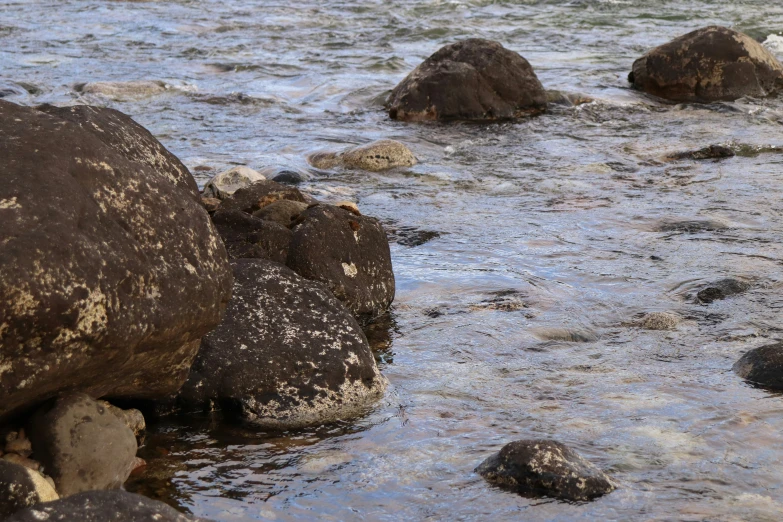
[2,0,783,520]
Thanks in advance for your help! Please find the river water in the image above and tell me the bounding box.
[3,0,783,520]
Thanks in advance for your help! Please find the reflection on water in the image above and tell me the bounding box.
[3,0,783,519]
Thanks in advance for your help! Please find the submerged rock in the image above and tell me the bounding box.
[629,26,783,102]
[308,139,416,172]
[288,204,395,321]
[211,209,291,263]
[78,80,169,100]
[476,439,615,501]
[638,311,682,330]
[5,490,206,522]
[202,166,266,199]
[532,327,599,343]
[0,101,232,421]
[270,169,310,184]
[220,179,307,214]
[179,259,386,430]
[545,90,594,107]
[656,217,730,233]
[697,278,751,303]
[252,199,310,227]
[0,461,58,518]
[666,144,735,161]
[733,343,783,389]
[28,393,138,497]
[388,38,547,121]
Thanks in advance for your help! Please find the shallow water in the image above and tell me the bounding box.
[3,0,783,520]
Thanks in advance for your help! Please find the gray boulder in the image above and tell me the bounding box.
[0,460,58,518]
[179,259,386,429]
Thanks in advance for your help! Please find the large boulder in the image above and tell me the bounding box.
[476,439,615,501]
[28,393,138,497]
[211,209,291,263]
[0,460,58,518]
[179,259,386,430]
[628,26,783,102]
[0,100,232,421]
[733,343,783,389]
[388,38,547,121]
[287,204,395,321]
[5,490,208,522]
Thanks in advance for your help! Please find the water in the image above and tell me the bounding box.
[3,0,783,519]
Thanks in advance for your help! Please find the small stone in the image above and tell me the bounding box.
[476,439,615,501]
[308,140,416,172]
[733,342,783,390]
[639,311,682,330]
[202,166,266,199]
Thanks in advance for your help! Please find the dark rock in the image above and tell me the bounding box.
[220,179,307,214]
[252,199,309,227]
[179,259,386,429]
[666,145,735,161]
[733,343,783,389]
[0,100,232,420]
[388,38,547,121]
[287,204,395,321]
[629,26,783,102]
[0,461,58,518]
[476,439,615,501]
[28,393,138,497]
[545,90,594,107]
[201,196,222,213]
[211,209,291,263]
[656,218,730,233]
[696,278,750,303]
[5,490,207,522]
[272,169,310,184]
[532,328,598,343]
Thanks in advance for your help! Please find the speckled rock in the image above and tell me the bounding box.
[0,460,58,518]
[252,199,310,227]
[202,166,266,199]
[476,439,615,501]
[629,26,783,102]
[5,490,208,522]
[697,278,751,303]
[388,39,547,121]
[28,393,137,497]
[211,209,291,263]
[220,179,308,214]
[308,140,417,172]
[179,259,386,429]
[287,204,395,322]
[733,343,783,389]
[0,101,232,420]
[78,80,169,100]
[639,311,682,330]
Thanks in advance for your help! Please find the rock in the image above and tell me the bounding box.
[697,278,751,303]
[0,101,232,420]
[271,169,310,185]
[0,460,58,518]
[475,439,615,501]
[202,166,266,199]
[78,80,169,100]
[532,328,598,342]
[628,26,783,102]
[179,259,386,429]
[545,90,594,107]
[309,140,417,172]
[666,144,735,161]
[733,343,783,389]
[220,179,307,214]
[211,209,291,263]
[5,490,207,522]
[252,199,310,227]
[656,217,730,233]
[201,196,222,213]
[287,204,395,321]
[28,393,138,497]
[97,401,146,437]
[639,311,682,330]
[388,38,547,121]
[4,430,32,457]
[2,454,42,473]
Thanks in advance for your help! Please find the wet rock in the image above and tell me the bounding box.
[201,196,222,213]
[0,100,232,420]
[545,90,594,107]
[334,201,361,215]
[656,217,730,233]
[78,80,169,100]
[202,166,266,199]
[697,278,751,303]
[532,327,598,343]
[639,311,682,330]
[666,144,735,161]
[475,439,615,501]
[220,179,308,214]
[28,393,138,497]
[5,490,206,522]
[733,343,783,389]
[308,139,416,172]
[287,204,395,321]
[629,26,783,102]
[0,461,58,518]
[388,38,547,121]
[97,401,146,437]
[179,259,386,430]
[271,169,310,184]
[252,199,309,227]
[211,209,291,263]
